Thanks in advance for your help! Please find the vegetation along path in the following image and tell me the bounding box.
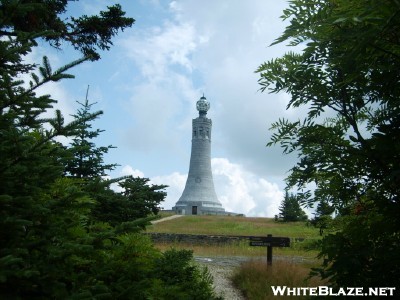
[195,255,315,299]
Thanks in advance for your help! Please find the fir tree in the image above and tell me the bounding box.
[311,200,335,235]
[62,87,167,227]
[90,177,168,228]
[64,86,118,179]
[278,192,308,222]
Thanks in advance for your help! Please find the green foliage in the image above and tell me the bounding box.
[90,177,167,228]
[312,208,400,289]
[0,0,135,60]
[62,88,167,229]
[93,233,160,299]
[0,1,217,299]
[278,192,308,222]
[64,89,118,179]
[119,177,167,218]
[0,21,95,295]
[151,249,220,300]
[258,0,400,288]
[1,177,104,298]
[310,200,335,235]
[316,200,335,217]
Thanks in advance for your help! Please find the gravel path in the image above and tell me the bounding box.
[195,257,245,300]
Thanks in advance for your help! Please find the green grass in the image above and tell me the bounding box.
[158,211,176,218]
[147,215,322,258]
[148,215,319,238]
[153,240,320,259]
[232,259,327,300]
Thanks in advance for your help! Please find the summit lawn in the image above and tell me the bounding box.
[146,215,321,258]
[147,215,319,238]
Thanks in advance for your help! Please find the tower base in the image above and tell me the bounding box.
[172,200,226,215]
[172,201,241,216]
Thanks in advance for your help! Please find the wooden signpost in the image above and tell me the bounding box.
[249,234,290,265]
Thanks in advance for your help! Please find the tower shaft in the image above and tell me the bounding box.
[173,96,225,215]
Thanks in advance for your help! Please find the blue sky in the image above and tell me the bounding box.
[33,0,305,217]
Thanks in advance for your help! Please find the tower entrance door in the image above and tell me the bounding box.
[192,206,198,215]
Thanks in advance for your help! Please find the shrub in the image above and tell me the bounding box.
[151,248,221,300]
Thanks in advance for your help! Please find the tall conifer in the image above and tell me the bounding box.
[64,86,117,179]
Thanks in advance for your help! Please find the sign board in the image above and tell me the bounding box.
[249,236,290,247]
[249,235,290,265]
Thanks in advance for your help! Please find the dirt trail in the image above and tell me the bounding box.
[150,214,184,224]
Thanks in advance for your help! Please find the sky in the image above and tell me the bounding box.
[33,0,307,217]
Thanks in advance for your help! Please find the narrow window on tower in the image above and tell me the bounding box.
[193,128,197,137]
[199,127,203,137]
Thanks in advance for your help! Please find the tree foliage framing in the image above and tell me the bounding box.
[257,0,400,288]
[0,2,219,298]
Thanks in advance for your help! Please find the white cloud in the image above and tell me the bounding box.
[117,18,208,172]
[125,157,284,217]
[151,172,187,211]
[121,21,200,79]
[120,165,145,178]
[212,158,283,217]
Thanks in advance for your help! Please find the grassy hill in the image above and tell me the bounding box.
[147,215,319,238]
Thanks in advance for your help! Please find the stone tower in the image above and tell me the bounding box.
[173,95,225,215]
